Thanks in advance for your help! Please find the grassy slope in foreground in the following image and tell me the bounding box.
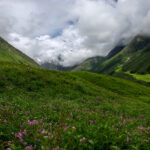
[0,63,150,149]
[0,37,39,67]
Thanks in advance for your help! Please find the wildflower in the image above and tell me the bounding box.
[26,145,32,150]
[126,137,129,142]
[40,119,43,124]
[23,130,28,136]
[89,120,94,125]
[8,141,12,145]
[28,120,32,126]
[38,139,40,142]
[4,119,7,124]
[80,137,86,142]
[72,126,76,130]
[147,127,150,131]
[18,132,22,138]
[70,112,73,117]
[24,142,28,146]
[42,130,47,134]
[123,120,126,125]
[88,140,94,144]
[138,126,144,130]
[7,148,11,150]
[120,116,123,120]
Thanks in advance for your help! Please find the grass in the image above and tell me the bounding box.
[0,62,150,149]
[126,72,150,82]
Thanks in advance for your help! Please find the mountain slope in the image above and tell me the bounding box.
[0,37,39,67]
[0,62,150,149]
[73,56,105,72]
[74,46,124,72]
[97,35,150,74]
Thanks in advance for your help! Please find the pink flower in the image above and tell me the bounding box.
[70,112,73,117]
[18,132,22,138]
[126,137,129,142]
[7,148,11,150]
[123,120,126,125]
[147,127,150,131]
[42,130,47,134]
[24,142,28,146]
[72,126,76,130]
[120,116,123,120]
[38,139,40,142]
[23,130,28,136]
[8,141,12,145]
[26,145,32,150]
[138,126,144,130]
[80,137,86,142]
[89,120,94,125]
[40,119,43,124]
[4,119,7,124]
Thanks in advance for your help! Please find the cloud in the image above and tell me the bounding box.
[0,0,150,66]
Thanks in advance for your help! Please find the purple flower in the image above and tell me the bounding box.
[123,120,126,125]
[7,148,11,150]
[23,130,28,136]
[24,142,28,146]
[26,145,32,150]
[80,137,86,142]
[89,120,94,125]
[4,119,7,124]
[138,126,144,130]
[42,130,47,134]
[8,141,12,145]
[126,137,129,142]
[147,127,150,131]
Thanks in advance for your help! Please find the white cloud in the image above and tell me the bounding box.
[0,0,150,66]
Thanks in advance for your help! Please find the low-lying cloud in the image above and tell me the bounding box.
[0,0,150,66]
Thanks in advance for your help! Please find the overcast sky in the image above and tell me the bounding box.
[0,0,150,66]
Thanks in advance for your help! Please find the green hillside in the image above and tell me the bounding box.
[73,56,105,72]
[74,36,150,84]
[0,62,150,149]
[96,36,150,75]
[0,37,39,67]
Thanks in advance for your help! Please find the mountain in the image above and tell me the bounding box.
[97,35,150,75]
[0,37,39,67]
[106,45,125,59]
[74,46,124,72]
[73,56,105,72]
[74,35,150,84]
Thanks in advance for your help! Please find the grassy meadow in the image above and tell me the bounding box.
[0,62,150,149]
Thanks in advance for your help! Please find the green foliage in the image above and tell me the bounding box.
[0,62,150,149]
